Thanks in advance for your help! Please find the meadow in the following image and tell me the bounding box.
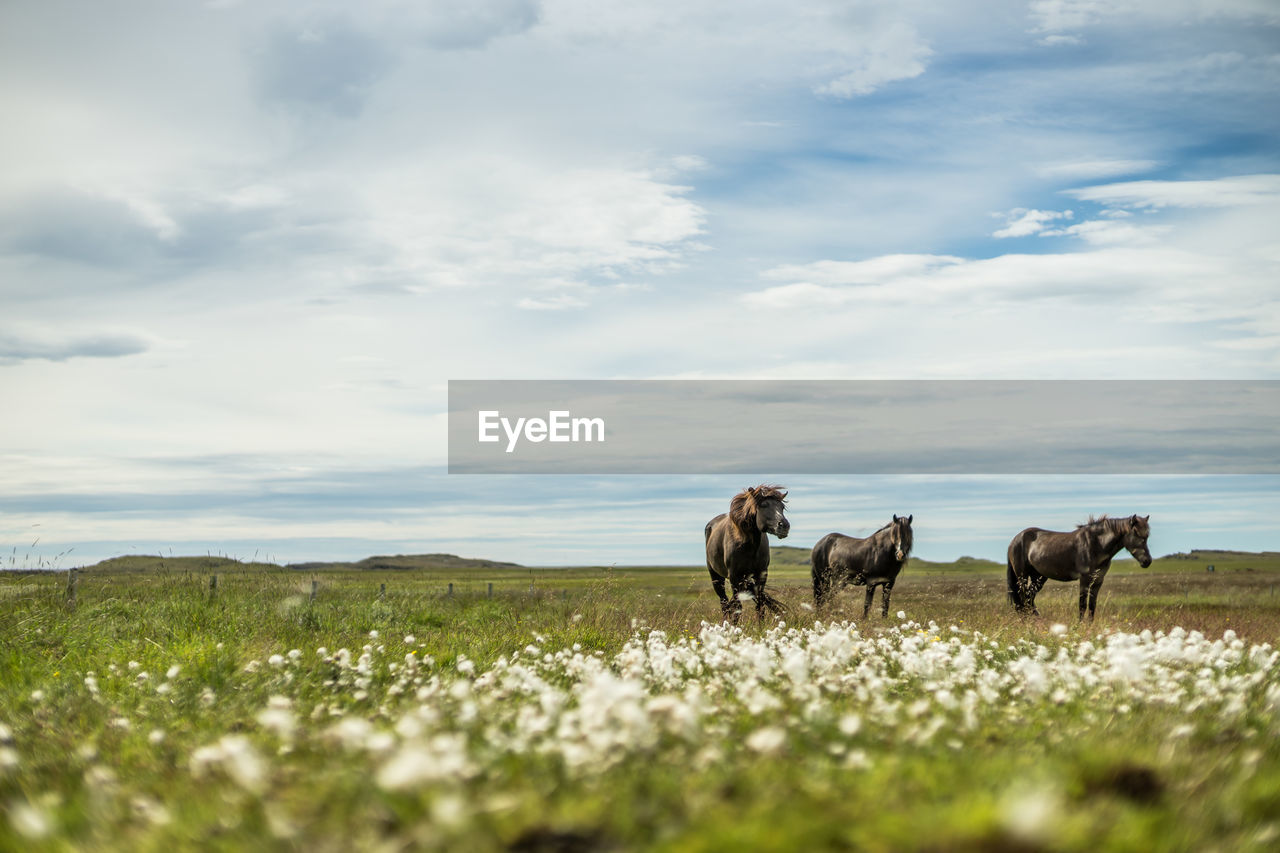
[2,549,1280,851]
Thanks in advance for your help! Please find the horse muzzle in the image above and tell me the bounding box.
[775,525,790,539]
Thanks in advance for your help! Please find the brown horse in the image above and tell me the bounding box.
[1007,514,1151,620]
[705,485,790,621]
[811,514,913,617]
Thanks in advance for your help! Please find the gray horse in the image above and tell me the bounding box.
[705,485,790,621]
[811,514,913,617]
[1007,514,1151,620]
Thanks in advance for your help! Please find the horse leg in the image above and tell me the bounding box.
[728,568,751,624]
[1024,573,1046,616]
[726,582,743,624]
[1081,572,1104,621]
[880,580,895,618]
[813,570,832,609]
[708,568,733,618]
[863,584,876,619]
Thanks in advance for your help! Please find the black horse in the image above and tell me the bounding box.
[705,485,790,621]
[1007,514,1151,620]
[811,514,913,618]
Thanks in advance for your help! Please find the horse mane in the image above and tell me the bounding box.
[727,484,787,540]
[1077,514,1142,536]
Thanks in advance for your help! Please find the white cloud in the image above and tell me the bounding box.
[1042,219,1169,245]
[354,159,707,301]
[992,208,1073,238]
[1030,0,1280,35]
[1064,174,1280,209]
[813,22,932,98]
[1037,34,1083,46]
[761,255,964,285]
[517,294,589,310]
[418,0,541,50]
[0,329,150,363]
[1038,160,1159,180]
[1028,0,1111,34]
[744,247,1230,310]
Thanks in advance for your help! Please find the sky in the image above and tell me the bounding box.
[2,0,1279,568]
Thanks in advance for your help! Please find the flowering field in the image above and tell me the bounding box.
[2,563,1280,851]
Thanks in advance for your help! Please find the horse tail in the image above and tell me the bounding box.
[1006,559,1023,610]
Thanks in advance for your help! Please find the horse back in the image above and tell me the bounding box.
[818,531,899,581]
[1012,526,1084,580]
[810,532,845,568]
[705,514,723,542]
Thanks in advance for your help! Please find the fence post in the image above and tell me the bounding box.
[487,582,493,599]
[379,583,386,600]
[447,582,453,597]
[311,579,318,602]
[209,574,218,594]
[66,568,77,609]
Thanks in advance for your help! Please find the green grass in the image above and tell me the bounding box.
[2,554,1280,851]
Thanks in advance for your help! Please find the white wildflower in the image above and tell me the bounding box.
[9,801,52,839]
[1000,786,1061,843]
[130,795,170,826]
[745,726,787,755]
[838,714,862,736]
[190,734,266,794]
[257,707,297,741]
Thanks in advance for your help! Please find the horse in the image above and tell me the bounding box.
[1007,514,1151,620]
[704,485,791,621]
[811,514,913,618]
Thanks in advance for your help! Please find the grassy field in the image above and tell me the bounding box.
[3,550,1280,851]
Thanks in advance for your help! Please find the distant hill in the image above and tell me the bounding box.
[770,546,812,568]
[82,555,277,573]
[289,554,523,572]
[76,553,521,573]
[1164,549,1280,561]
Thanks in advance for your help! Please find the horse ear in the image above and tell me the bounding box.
[1143,514,1150,522]
[907,514,913,524]
[893,514,899,522]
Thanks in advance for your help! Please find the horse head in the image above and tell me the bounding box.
[731,484,789,539]
[890,514,914,562]
[1125,514,1152,567]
